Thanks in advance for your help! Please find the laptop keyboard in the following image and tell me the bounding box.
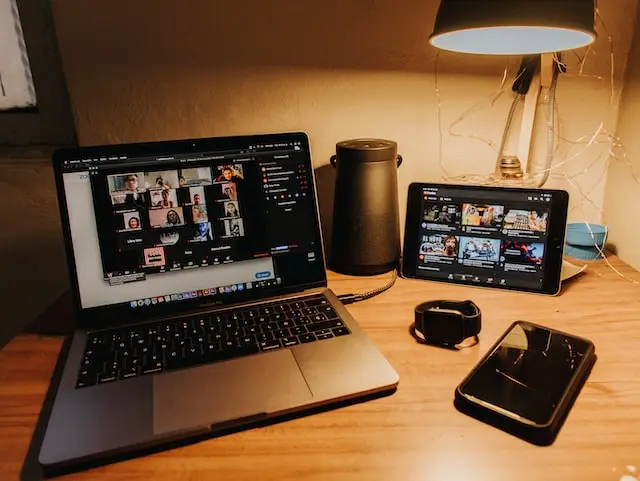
[76,294,351,388]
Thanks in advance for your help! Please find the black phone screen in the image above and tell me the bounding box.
[458,322,593,425]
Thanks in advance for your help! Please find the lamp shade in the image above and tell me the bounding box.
[430,0,596,55]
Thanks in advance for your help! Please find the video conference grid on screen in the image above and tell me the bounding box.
[417,188,551,288]
[94,163,251,283]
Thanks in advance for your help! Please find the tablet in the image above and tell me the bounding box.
[401,183,569,295]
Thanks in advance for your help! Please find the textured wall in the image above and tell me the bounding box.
[604,5,640,271]
[1,0,633,345]
[0,158,68,347]
[48,1,638,243]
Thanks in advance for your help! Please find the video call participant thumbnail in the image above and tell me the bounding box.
[150,189,178,209]
[151,229,181,247]
[192,204,209,224]
[142,246,167,268]
[223,201,240,218]
[221,182,237,201]
[148,207,185,229]
[215,165,244,183]
[188,187,206,206]
[145,170,180,190]
[178,167,213,187]
[189,223,214,243]
[122,212,142,231]
[108,172,146,207]
[223,218,245,237]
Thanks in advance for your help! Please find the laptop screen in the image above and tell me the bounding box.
[57,133,326,314]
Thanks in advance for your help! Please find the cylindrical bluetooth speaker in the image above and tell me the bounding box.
[328,138,402,276]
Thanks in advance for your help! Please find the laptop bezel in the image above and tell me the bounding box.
[52,131,328,329]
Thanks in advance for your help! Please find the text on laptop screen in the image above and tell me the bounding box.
[60,138,325,310]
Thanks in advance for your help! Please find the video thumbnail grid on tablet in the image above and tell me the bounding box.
[103,164,248,277]
[419,201,549,275]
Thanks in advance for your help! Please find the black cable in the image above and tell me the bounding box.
[337,269,398,305]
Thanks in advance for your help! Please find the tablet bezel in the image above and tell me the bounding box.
[401,182,569,296]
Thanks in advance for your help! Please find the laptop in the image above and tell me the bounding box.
[39,131,399,472]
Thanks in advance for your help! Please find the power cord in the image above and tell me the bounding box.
[337,269,398,305]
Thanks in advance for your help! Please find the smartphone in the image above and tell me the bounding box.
[454,321,596,445]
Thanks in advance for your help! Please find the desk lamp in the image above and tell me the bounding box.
[429,0,597,187]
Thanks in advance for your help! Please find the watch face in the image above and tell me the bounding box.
[424,311,465,345]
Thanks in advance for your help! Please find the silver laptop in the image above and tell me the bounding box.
[39,131,399,472]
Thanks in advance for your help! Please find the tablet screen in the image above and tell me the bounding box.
[403,184,569,294]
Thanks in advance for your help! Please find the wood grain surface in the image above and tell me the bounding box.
[1,257,640,481]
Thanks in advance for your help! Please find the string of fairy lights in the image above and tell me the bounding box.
[431,8,640,285]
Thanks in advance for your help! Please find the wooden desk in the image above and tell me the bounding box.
[2,257,640,481]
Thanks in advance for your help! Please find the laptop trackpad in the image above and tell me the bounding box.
[153,349,313,435]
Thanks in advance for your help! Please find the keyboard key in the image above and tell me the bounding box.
[256,332,274,342]
[278,319,294,329]
[332,327,351,337]
[264,322,278,332]
[230,328,246,338]
[239,318,254,328]
[120,367,139,379]
[274,304,290,312]
[320,306,339,319]
[299,333,316,343]
[291,326,307,336]
[282,337,299,347]
[76,377,96,388]
[311,314,326,323]
[98,372,117,384]
[259,340,281,351]
[259,307,272,315]
[246,325,261,335]
[287,310,304,319]
[210,332,227,342]
[303,307,318,315]
[316,332,334,340]
[185,345,204,357]
[77,370,97,388]
[290,301,306,310]
[274,329,290,339]
[307,319,344,332]
[141,360,163,375]
[305,297,328,307]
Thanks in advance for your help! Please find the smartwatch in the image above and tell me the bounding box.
[410,300,481,349]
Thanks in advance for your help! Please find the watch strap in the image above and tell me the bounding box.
[412,299,481,348]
